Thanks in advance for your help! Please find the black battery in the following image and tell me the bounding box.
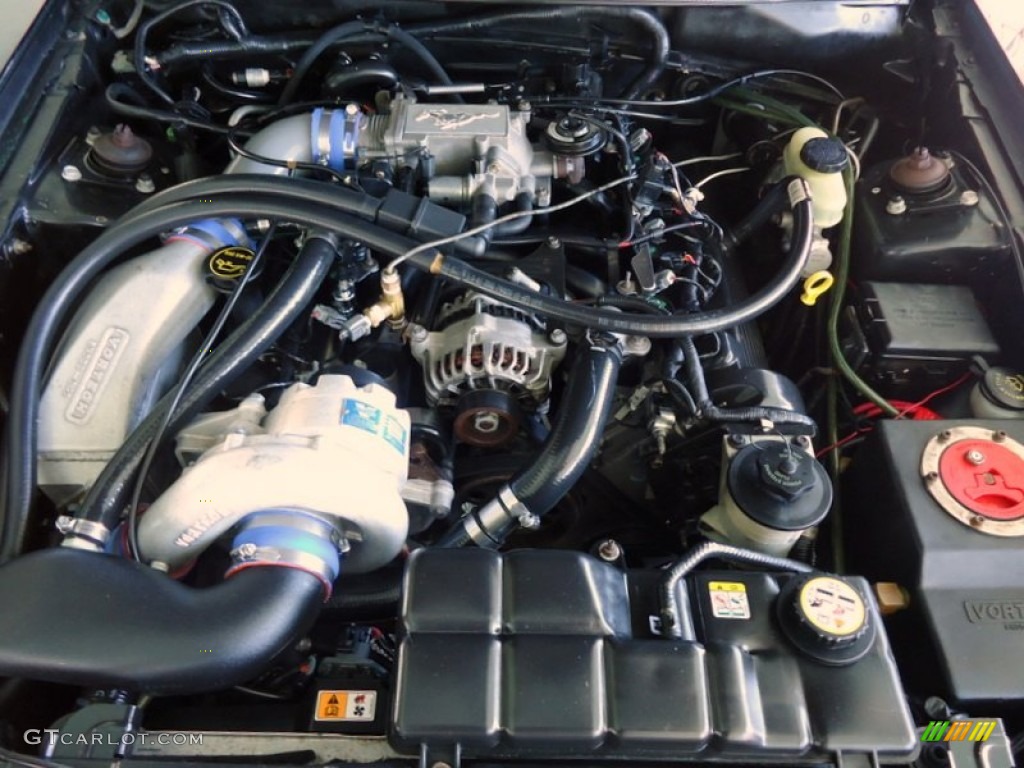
[843,281,999,399]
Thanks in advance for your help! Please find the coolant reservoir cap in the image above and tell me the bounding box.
[799,137,849,174]
[979,367,1024,412]
[777,574,875,666]
[921,426,1024,536]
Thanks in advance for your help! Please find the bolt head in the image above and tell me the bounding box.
[597,539,622,562]
[135,174,155,194]
[965,449,985,466]
[408,324,428,343]
[886,196,907,215]
[472,411,501,434]
[518,512,541,530]
[61,165,82,182]
[549,328,567,345]
[959,189,979,206]
[624,335,652,357]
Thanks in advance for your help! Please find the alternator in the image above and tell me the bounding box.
[408,292,567,405]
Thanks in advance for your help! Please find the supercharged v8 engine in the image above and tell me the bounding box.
[0,1,1022,767]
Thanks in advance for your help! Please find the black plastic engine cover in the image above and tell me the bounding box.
[843,419,1024,705]
[391,548,917,764]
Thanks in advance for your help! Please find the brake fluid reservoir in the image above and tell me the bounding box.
[783,127,849,228]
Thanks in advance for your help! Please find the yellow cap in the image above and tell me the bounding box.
[798,576,867,637]
[800,270,835,307]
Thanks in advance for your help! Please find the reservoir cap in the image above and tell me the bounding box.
[799,137,849,174]
[778,574,875,665]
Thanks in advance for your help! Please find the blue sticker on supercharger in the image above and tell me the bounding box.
[383,415,408,455]
[340,399,382,436]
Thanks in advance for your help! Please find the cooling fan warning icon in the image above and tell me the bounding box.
[314,690,377,722]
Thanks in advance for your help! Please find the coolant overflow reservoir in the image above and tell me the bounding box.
[783,127,849,228]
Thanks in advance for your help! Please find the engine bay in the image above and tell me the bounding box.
[0,0,1022,766]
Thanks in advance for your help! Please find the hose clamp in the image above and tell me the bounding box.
[499,485,539,529]
[224,510,345,598]
[57,516,111,552]
[174,218,251,251]
[311,107,362,171]
[462,484,534,548]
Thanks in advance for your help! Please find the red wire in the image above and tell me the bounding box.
[819,372,973,458]
[896,372,973,415]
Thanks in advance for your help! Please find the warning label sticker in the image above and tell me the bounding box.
[708,581,751,620]
[314,690,377,722]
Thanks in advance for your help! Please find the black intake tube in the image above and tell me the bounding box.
[77,234,337,532]
[409,7,670,99]
[0,548,322,694]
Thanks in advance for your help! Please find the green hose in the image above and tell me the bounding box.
[827,168,900,417]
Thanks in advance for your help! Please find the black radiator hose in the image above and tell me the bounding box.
[439,342,621,548]
[74,234,337,535]
[409,7,670,99]
[0,547,322,694]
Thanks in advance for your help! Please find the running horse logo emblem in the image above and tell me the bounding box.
[415,108,502,131]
